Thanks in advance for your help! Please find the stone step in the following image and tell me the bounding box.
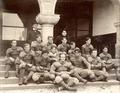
[0,65,15,71]
[0,71,16,77]
[0,74,119,84]
[0,80,119,91]
[0,58,5,65]
[0,77,19,84]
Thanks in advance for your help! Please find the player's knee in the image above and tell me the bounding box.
[49,74,55,80]
[55,76,63,84]
[114,63,119,69]
[5,59,12,65]
[73,77,79,85]
[30,66,36,72]
[32,73,40,82]
[89,73,95,79]
[61,73,70,79]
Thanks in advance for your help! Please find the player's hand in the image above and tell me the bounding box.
[9,57,15,62]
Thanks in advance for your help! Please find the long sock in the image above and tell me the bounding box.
[60,81,77,91]
[25,71,34,82]
[73,73,86,83]
[95,75,105,81]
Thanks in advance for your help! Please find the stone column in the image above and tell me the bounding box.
[111,0,120,58]
[36,0,60,44]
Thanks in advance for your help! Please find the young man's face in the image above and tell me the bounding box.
[42,53,48,58]
[11,41,17,47]
[86,39,91,45]
[24,45,30,52]
[103,47,108,53]
[75,51,81,56]
[60,54,66,62]
[33,24,38,31]
[70,43,76,49]
[48,37,53,44]
[62,38,67,44]
[51,47,57,53]
[36,36,42,42]
[91,50,97,57]
[62,31,67,36]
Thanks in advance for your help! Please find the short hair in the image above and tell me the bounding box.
[92,49,97,53]
[85,37,91,41]
[59,52,67,57]
[24,43,30,47]
[74,47,81,53]
[51,44,57,49]
[103,46,108,49]
[62,37,67,41]
[48,36,53,39]
[36,34,42,39]
[70,42,75,45]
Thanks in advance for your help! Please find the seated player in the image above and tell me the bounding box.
[4,40,23,78]
[18,43,35,85]
[87,49,108,81]
[48,44,59,65]
[57,38,70,53]
[68,42,77,55]
[31,35,43,51]
[44,36,57,52]
[69,48,95,83]
[32,50,55,84]
[50,52,78,91]
[81,37,94,58]
[99,46,119,80]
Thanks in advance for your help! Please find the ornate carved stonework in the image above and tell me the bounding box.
[36,14,60,25]
[37,0,57,14]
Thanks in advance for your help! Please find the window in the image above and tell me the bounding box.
[2,12,27,41]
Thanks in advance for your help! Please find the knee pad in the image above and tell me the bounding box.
[30,66,36,72]
[32,72,40,82]
[49,74,55,80]
[5,59,12,65]
[55,76,63,84]
[61,73,70,80]
[44,72,50,78]
[73,77,79,85]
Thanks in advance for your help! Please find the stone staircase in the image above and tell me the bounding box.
[0,57,120,91]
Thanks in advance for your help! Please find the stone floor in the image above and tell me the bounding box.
[0,85,120,93]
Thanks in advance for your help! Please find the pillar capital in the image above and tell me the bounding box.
[36,14,60,25]
[37,0,57,14]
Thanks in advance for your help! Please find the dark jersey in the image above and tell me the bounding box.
[6,46,23,59]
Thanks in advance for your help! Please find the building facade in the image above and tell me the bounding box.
[0,0,120,58]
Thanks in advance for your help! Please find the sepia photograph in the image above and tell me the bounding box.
[0,0,120,93]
